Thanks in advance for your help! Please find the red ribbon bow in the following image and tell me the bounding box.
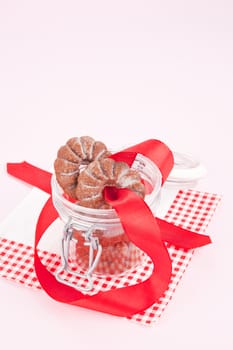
[7,139,211,317]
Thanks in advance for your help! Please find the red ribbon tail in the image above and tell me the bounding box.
[157,218,212,249]
[7,161,52,194]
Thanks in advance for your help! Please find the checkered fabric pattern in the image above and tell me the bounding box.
[0,189,221,325]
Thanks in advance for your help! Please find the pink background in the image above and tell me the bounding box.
[0,1,232,349]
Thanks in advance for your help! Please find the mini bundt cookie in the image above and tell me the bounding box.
[54,136,110,198]
[76,158,145,209]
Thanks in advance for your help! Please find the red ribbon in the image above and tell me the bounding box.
[6,139,211,317]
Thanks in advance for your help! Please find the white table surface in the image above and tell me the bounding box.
[0,1,232,349]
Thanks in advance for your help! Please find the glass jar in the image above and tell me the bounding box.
[51,154,162,292]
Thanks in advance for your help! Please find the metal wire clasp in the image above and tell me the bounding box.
[55,218,102,293]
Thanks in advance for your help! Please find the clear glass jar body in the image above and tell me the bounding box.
[51,154,162,277]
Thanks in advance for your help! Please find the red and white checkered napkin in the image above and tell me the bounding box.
[0,189,221,325]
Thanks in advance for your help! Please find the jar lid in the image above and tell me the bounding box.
[166,152,207,186]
